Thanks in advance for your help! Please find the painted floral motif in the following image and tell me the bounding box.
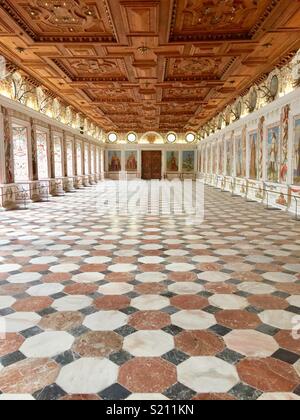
[12,126,29,182]
[36,131,49,180]
[280,105,290,183]
[249,131,258,180]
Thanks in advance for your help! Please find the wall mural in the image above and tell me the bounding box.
[66,141,73,177]
[12,125,29,182]
[280,105,290,183]
[226,138,233,176]
[76,143,82,175]
[267,125,280,183]
[36,131,48,180]
[84,144,89,174]
[294,117,300,185]
[235,136,243,178]
[182,151,195,172]
[108,151,122,172]
[218,140,224,174]
[249,131,258,180]
[166,151,179,172]
[125,151,138,172]
[212,146,217,174]
[258,116,265,179]
[91,147,95,174]
[54,135,63,178]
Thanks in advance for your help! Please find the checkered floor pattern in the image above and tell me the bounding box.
[0,182,299,400]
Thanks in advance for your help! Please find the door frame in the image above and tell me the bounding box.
[141,150,162,180]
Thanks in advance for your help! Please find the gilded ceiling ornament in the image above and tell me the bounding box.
[26,0,101,31]
[182,0,258,30]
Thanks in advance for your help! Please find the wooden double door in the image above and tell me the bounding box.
[141,151,162,180]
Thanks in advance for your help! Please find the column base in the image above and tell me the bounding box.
[63,177,76,193]
[74,176,84,189]
[83,176,91,187]
[50,179,66,197]
[31,181,50,202]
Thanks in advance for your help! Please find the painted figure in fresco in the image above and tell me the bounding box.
[268,131,278,182]
[236,138,243,177]
[167,152,179,172]
[250,133,257,179]
[126,152,137,171]
[280,105,290,183]
[183,151,194,172]
[109,153,121,172]
[294,120,300,185]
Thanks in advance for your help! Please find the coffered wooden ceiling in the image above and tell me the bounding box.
[0,0,300,132]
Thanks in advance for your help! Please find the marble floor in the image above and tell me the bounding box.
[0,182,299,401]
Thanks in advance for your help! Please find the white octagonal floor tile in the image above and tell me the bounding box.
[171,310,216,330]
[123,331,174,357]
[56,358,119,394]
[72,273,105,284]
[131,295,170,311]
[27,283,64,297]
[209,294,248,310]
[83,311,128,331]
[177,357,239,393]
[4,312,41,333]
[259,310,296,330]
[135,272,167,283]
[7,273,42,284]
[98,283,134,295]
[224,330,279,357]
[52,295,92,311]
[197,272,231,283]
[20,331,74,358]
[0,296,16,309]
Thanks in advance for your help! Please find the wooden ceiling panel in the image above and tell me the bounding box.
[0,0,299,132]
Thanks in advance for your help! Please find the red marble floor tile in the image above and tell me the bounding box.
[128,311,171,330]
[0,333,25,357]
[221,256,244,263]
[198,263,223,272]
[275,330,300,355]
[168,272,198,282]
[230,272,263,282]
[0,284,28,296]
[139,264,165,272]
[22,265,49,272]
[64,283,98,295]
[143,251,163,256]
[255,264,283,272]
[191,250,211,256]
[91,251,111,257]
[105,273,135,283]
[175,331,225,356]
[0,273,8,281]
[0,358,59,394]
[135,283,167,295]
[167,257,190,263]
[237,358,299,392]
[193,394,236,401]
[113,257,137,264]
[275,283,300,294]
[12,297,53,312]
[39,311,84,331]
[60,394,101,401]
[43,273,71,283]
[248,295,289,310]
[73,331,123,357]
[94,295,130,310]
[119,358,177,393]
[80,264,107,273]
[204,283,237,294]
[170,295,209,310]
[216,310,261,330]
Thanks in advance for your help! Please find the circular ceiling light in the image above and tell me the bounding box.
[108,132,118,143]
[185,132,196,143]
[127,132,137,143]
[166,132,177,143]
